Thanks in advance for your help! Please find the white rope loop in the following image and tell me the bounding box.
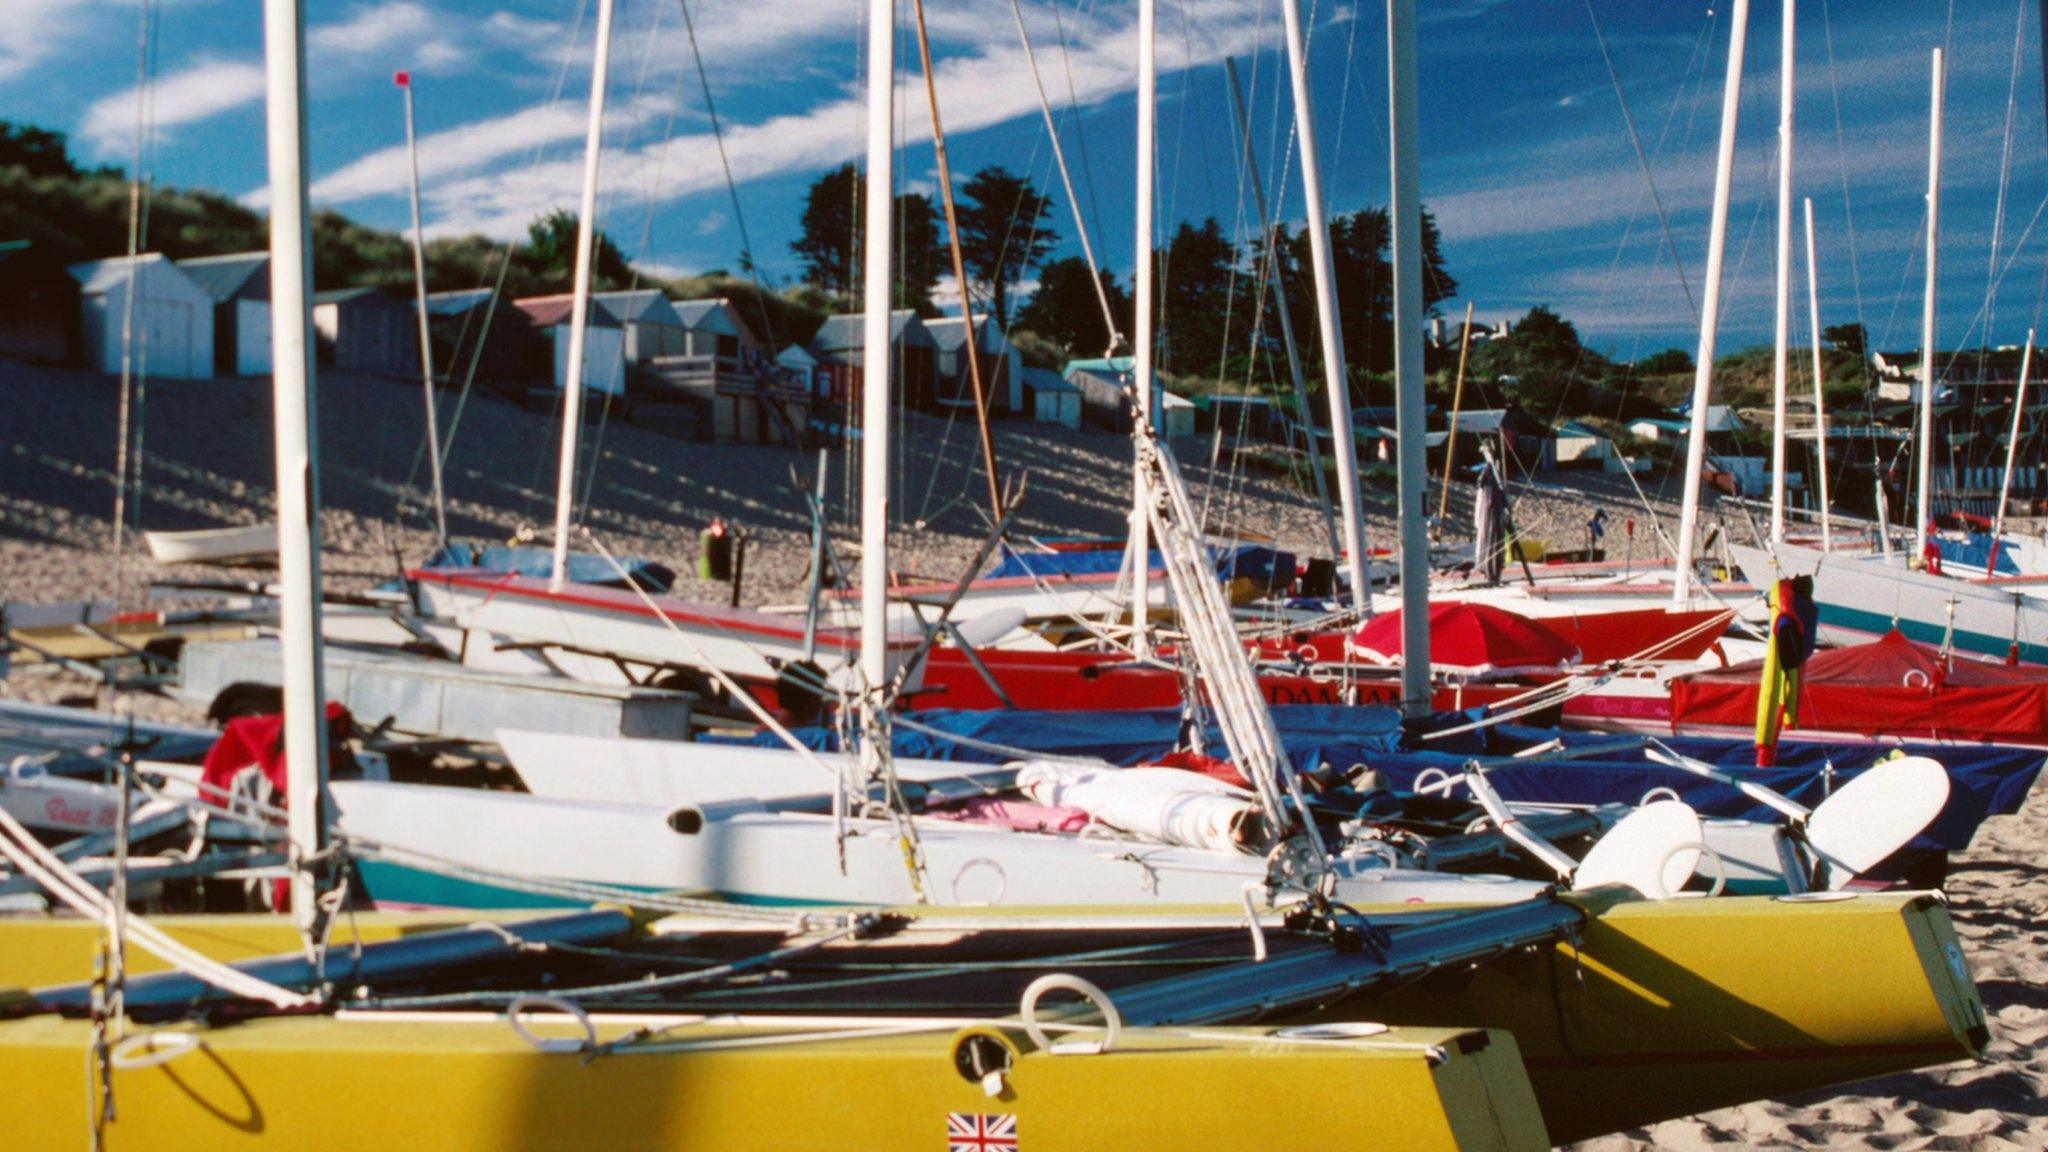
[506,995,598,1055]
[1019,973,1122,1056]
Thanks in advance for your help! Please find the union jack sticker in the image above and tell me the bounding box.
[947,1112,1018,1151]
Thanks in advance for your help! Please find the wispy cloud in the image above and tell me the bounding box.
[315,2,465,68]
[80,58,266,151]
[399,0,1278,241]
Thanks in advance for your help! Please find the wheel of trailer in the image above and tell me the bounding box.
[208,681,284,724]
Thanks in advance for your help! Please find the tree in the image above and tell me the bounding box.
[0,121,112,179]
[1279,206,1457,375]
[1823,322,1868,357]
[1016,256,1131,357]
[791,164,859,298]
[1635,348,1693,375]
[524,208,633,291]
[893,192,944,315]
[1157,217,1240,379]
[956,166,1057,328]
[789,166,945,313]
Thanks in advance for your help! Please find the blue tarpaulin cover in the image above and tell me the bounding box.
[1933,531,2022,576]
[726,705,2042,853]
[986,544,1294,588]
[420,544,675,591]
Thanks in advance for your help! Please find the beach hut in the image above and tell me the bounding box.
[1553,420,1616,470]
[178,252,271,377]
[312,286,419,377]
[812,310,938,410]
[1021,366,1080,430]
[1159,390,1196,438]
[595,290,689,368]
[0,240,79,366]
[775,343,821,396]
[673,298,760,363]
[1066,363,1134,432]
[425,288,548,391]
[67,253,214,380]
[514,294,627,396]
[926,315,1023,414]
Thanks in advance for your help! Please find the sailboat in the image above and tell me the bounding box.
[0,6,1999,1151]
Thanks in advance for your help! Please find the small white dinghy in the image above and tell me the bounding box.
[145,524,278,566]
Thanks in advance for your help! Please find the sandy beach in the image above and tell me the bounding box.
[3,361,2039,1149]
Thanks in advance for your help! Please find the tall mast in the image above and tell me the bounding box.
[1992,333,2034,568]
[1129,0,1157,657]
[1803,197,1832,550]
[858,0,895,770]
[398,71,448,550]
[259,0,331,933]
[1225,58,1341,563]
[1281,0,1371,616]
[1386,0,1430,712]
[1672,0,1751,606]
[1769,0,1794,547]
[1915,48,1943,559]
[549,0,618,587]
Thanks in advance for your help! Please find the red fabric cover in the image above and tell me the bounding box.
[1349,602,1580,677]
[200,702,352,808]
[1542,607,1729,664]
[1146,749,1251,786]
[1670,629,2048,744]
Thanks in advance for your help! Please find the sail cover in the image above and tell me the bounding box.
[1671,629,2048,746]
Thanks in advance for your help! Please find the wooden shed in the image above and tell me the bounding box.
[177,252,271,377]
[514,294,627,396]
[1021,366,1080,430]
[813,310,939,411]
[775,343,821,397]
[671,298,760,362]
[925,315,1023,414]
[0,240,79,366]
[425,288,548,392]
[594,290,689,368]
[313,286,420,377]
[68,254,214,380]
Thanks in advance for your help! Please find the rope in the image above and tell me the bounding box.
[0,805,313,1009]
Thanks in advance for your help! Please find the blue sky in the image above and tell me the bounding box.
[4,0,2043,357]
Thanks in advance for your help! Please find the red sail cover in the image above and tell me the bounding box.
[1670,629,2048,745]
[1350,602,1580,678]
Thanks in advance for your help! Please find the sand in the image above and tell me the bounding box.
[5,358,2036,1149]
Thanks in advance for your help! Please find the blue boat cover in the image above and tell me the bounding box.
[420,544,675,591]
[986,543,1295,588]
[1369,722,2043,854]
[723,705,1406,770]
[1933,531,2022,576]
[725,704,2040,854]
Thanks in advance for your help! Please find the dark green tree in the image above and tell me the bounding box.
[1279,206,1457,375]
[0,121,106,178]
[1015,256,1131,357]
[1635,348,1693,375]
[791,164,860,297]
[524,208,633,291]
[1822,322,1868,357]
[957,166,1057,328]
[893,192,944,315]
[1156,217,1241,379]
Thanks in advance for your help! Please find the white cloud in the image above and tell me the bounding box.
[80,58,267,151]
[401,0,1277,242]
[310,2,434,56]
[296,91,670,208]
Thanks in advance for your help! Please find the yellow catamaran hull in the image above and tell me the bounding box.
[0,891,1986,1148]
